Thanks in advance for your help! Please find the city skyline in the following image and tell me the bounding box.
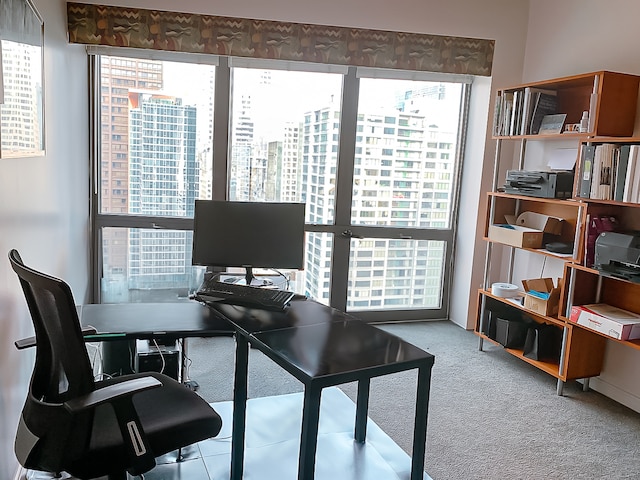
[98,56,462,309]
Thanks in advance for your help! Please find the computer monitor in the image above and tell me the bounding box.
[192,200,306,285]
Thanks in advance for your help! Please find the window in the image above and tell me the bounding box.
[96,55,214,302]
[91,51,470,322]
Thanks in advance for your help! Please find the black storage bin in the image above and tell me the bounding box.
[484,298,526,341]
[494,317,529,348]
[483,311,498,340]
[523,323,562,362]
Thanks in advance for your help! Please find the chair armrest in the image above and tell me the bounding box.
[15,326,98,350]
[63,376,162,413]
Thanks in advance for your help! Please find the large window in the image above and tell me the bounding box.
[97,56,214,302]
[92,50,470,321]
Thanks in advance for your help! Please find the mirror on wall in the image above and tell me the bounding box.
[0,0,44,158]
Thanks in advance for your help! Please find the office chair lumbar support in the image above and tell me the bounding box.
[9,249,222,480]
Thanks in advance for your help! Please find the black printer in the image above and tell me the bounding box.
[594,231,640,283]
[503,170,574,199]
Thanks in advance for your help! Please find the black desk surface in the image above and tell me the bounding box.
[79,302,234,341]
[205,298,355,335]
[209,297,435,480]
[79,299,434,383]
[206,299,434,383]
[253,320,433,382]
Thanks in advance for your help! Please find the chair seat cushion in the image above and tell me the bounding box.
[66,372,222,478]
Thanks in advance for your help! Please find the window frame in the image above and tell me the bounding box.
[89,48,472,323]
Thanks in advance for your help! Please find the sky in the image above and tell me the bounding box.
[160,59,462,143]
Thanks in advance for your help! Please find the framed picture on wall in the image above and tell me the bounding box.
[0,0,45,158]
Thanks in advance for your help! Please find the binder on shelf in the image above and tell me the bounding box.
[590,143,616,200]
[529,91,558,135]
[509,90,520,136]
[579,144,595,198]
[497,91,514,136]
[492,92,502,136]
[589,145,602,199]
[613,145,630,202]
[621,145,640,202]
[520,87,557,135]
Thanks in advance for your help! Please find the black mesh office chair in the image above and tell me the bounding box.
[9,249,223,479]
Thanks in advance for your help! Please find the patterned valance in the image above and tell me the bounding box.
[67,2,494,76]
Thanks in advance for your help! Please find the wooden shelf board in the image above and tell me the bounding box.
[479,289,566,327]
[474,332,561,378]
[584,136,640,143]
[579,197,640,207]
[563,319,640,352]
[483,238,578,262]
[487,191,583,206]
[493,133,589,141]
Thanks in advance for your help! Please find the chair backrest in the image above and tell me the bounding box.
[9,249,95,401]
[9,249,96,471]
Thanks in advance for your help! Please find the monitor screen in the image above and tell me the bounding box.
[192,200,306,270]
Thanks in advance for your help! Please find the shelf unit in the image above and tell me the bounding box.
[484,192,586,262]
[560,263,640,352]
[560,136,640,353]
[476,290,606,383]
[477,71,640,395]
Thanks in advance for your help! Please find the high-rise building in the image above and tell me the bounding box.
[266,122,302,202]
[127,92,198,290]
[229,94,255,200]
[301,105,341,300]
[0,41,42,155]
[100,57,164,214]
[99,57,164,292]
[301,86,457,308]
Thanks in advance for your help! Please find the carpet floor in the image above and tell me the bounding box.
[186,320,640,480]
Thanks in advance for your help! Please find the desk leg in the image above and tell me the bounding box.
[231,334,249,480]
[298,383,322,480]
[411,365,431,480]
[354,377,370,443]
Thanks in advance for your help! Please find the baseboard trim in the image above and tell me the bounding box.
[588,378,640,413]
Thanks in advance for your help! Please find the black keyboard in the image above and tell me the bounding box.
[196,280,295,311]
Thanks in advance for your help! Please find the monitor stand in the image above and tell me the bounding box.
[242,267,275,287]
[244,266,255,287]
[217,267,275,287]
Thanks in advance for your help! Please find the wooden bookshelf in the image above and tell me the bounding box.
[478,70,640,394]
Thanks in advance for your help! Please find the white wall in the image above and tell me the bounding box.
[521,0,640,412]
[0,0,89,477]
[4,0,638,476]
[30,0,640,478]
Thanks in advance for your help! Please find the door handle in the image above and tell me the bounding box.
[341,229,363,239]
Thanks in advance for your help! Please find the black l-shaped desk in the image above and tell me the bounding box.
[80,299,435,480]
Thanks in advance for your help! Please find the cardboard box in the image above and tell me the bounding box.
[569,304,640,341]
[522,277,561,317]
[488,211,564,249]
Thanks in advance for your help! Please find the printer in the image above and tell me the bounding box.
[503,170,574,199]
[594,231,640,282]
